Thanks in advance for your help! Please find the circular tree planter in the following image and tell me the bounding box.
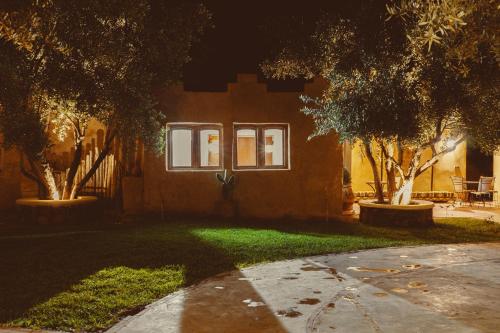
[16,196,99,224]
[359,199,434,227]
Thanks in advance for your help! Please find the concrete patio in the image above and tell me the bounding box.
[433,204,500,223]
[108,243,500,333]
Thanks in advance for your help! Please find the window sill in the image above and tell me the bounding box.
[232,167,291,172]
[166,168,225,173]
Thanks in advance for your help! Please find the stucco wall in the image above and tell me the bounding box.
[351,140,467,193]
[143,74,343,220]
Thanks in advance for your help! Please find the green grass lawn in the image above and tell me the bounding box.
[0,217,498,331]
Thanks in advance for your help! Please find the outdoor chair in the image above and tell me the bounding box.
[450,176,468,206]
[470,176,495,207]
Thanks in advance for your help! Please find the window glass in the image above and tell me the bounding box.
[171,129,192,167]
[236,129,257,167]
[264,128,284,166]
[200,129,220,167]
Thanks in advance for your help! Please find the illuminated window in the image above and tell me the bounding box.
[236,129,257,167]
[167,124,222,170]
[233,124,289,170]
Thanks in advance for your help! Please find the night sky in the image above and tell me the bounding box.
[0,0,383,90]
[183,0,379,90]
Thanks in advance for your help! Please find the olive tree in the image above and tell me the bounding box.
[262,0,499,204]
[0,0,211,199]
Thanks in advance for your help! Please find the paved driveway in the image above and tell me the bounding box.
[108,243,500,333]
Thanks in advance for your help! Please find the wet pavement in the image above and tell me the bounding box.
[107,243,500,333]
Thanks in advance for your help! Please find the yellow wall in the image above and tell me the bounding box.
[351,142,383,192]
[351,140,467,193]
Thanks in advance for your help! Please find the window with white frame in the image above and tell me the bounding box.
[167,123,222,170]
[233,123,289,170]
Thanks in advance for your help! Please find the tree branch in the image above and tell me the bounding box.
[19,153,46,194]
[415,134,466,177]
[363,139,385,203]
[380,141,405,179]
[397,138,403,166]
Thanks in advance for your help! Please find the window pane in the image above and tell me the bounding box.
[264,128,284,166]
[200,129,220,167]
[236,129,257,166]
[171,129,192,167]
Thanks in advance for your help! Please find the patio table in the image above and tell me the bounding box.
[462,180,478,203]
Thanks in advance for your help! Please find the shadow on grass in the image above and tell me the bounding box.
[0,221,239,331]
[0,215,498,331]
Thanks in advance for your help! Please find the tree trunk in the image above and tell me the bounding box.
[386,165,396,202]
[62,141,83,200]
[382,141,397,202]
[62,140,83,199]
[363,140,385,203]
[391,177,414,205]
[390,149,421,205]
[39,161,60,200]
[70,131,116,199]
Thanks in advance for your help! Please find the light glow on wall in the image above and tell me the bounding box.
[445,138,457,149]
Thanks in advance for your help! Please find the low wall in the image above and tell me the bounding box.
[359,200,434,227]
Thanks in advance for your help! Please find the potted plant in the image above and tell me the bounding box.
[215,169,236,218]
[342,167,355,215]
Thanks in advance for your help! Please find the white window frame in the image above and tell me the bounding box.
[166,122,224,172]
[232,122,291,171]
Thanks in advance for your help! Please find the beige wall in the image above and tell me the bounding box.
[351,140,467,193]
[143,74,343,220]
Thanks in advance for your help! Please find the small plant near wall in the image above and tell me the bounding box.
[216,169,235,200]
[342,168,355,215]
[343,167,351,186]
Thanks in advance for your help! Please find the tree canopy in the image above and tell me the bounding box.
[262,0,499,204]
[0,0,211,199]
